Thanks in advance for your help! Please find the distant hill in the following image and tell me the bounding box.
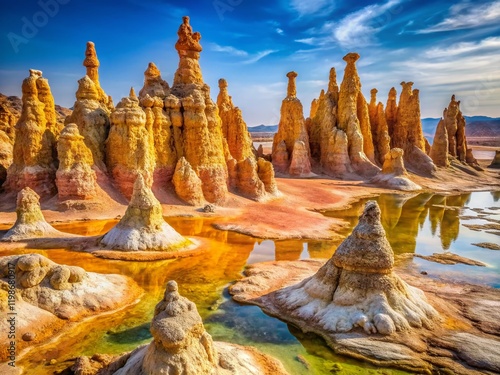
[0,93,71,125]
[248,124,278,133]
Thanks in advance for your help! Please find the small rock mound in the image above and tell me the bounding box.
[488,150,500,168]
[100,175,190,251]
[275,201,438,335]
[370,148,421,191]
[70,280,289,375]
[2,187,61,241]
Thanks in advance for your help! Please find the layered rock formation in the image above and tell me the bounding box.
[0,101,16,142]
[371,148,421,191]
[272,71,311,175]
[385,87,398,139]
[391,82,436,176]
[107,88,154,199]
[0,253,140,362]
[100,175,191,251]
[169,16,229,204]
[275,201,437,334]
[56,123,97,200]
[83,41,112,109]
[216,78,278,198]
[138,64,177,186]
[65,42,112,171]
[70,280,288,375]
[369,89,391,165]
[307,68,352,176]
[217,78,254,161]
[337,53,378,175]
[4,70,57,196]
[0,130,12,185]
[429,118,450,167]
[139,62,170,99]
[65,75,111,171]
[172,157,205,206]
[489,150,500,168]
[2,187,61,241]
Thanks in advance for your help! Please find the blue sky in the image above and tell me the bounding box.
[1,0,499,126]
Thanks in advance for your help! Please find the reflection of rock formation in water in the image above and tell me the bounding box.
[100,175,191,251]
[492,190,500,202]
[2,187,61,241]
[439,195,468,250]
[428,195,446,236]
[273,202,439,334]
[377,193,412,230]
[275,241,305,261]
[72,280,288,375]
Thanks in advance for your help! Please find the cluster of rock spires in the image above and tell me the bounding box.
[70,280,288,375]
[0,16,491,202]
[430,95,480,169]
[271,52,481,187]
[1,17,279,205]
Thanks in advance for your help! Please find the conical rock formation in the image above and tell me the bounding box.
[337,53,379,176]
[139,62,170,99]
[275,201,437,334]
[65,75,111,171]
[170,17,228,204]
[392,82,435,176]
[2,187,60,241]
[4,69,57,196]
[371,148,421,191]
[100,175,190,251]
[217,78,255,162]
[83,41,112,109]
[369,89,391,166]
[488,150,500,168]
[289,140,313,177]
[71,280,289,375]
[107,88,154,199]
[429,118,450,167]
[172,157,205,206]
[56,123,97,200]
[272,71,311,175]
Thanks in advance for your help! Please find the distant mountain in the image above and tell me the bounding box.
[248,124,278,133]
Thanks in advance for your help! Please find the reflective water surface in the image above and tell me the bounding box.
[0,191,498,374]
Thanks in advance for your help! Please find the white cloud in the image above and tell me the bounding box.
[210,43,248,57]
[290,0,336,17]
[424,37,500,58]
[418,0,500,33]
[295,37,318,45]
[210,43,276,64]
[242,50,277,64]
[276,28,285,35]
[333,0,403,47]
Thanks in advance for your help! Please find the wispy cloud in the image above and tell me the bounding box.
[210,43,248,57]
[294,0,404,49]
[290,0,336,17]
[210,43,277,64]
[242,50,277,64]
[333,0,403,47]
[424,37,500,58]
[276,28,285,35]
[417,0,500,33]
